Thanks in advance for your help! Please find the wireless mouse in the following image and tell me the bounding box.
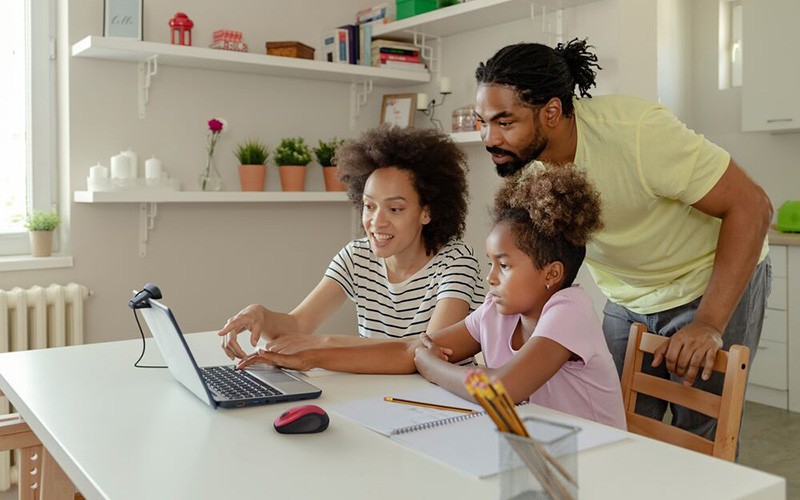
[274,404,329,434]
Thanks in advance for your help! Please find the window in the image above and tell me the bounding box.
[730,1,742,88]
[718,0,743,90]
[0,0,57,256]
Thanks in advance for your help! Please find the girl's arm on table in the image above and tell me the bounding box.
[416,332,573,404]
[413,324,483,400]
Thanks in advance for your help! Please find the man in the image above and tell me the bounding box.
[473,39,772,440]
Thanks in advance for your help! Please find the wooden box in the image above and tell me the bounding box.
[266,41,315,60]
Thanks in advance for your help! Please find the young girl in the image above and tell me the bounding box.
[238,163,626,429]
[413,163,625,429]
[218,126,484,365]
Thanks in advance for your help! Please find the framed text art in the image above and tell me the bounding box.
[104,0,143,40]
[380,94,416,128]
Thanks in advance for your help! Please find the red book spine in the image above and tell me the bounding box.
[379,53,421,63]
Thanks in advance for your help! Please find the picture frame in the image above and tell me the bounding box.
[104,0,143,40]
[380,94,416,128]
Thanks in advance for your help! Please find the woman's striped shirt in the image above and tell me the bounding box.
[324,238,485,339]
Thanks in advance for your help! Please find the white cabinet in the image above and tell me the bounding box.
[741,0,800,132]
[747,244,790,409]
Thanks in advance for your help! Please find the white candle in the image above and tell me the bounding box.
[111,154,132,179]
[145,157,163,179]
[439,76,451,94]
[416,93,429,110]
[89,163,109,179]
[122,149,138,178]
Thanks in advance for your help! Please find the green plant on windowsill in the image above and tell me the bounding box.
[234,138,269,166]
[25,209,60,257]
[25,209,61,232]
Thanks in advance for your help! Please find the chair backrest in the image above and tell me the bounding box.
[620,323,750,461]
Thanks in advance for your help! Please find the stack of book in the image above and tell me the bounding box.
[209,30,248,53]
[321,3,389,65]
[371,39,427,72]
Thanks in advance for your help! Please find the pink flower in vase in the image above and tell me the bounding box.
[207,118,227,156]
[200,117,227,191]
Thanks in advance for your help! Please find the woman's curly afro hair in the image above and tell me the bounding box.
[334,126,469,256]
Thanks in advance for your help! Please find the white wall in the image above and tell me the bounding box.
[3,0,620,344]
[689,0,800,212]
[3,0,380,343]
[657,0,693,122]
[10,0,710,344]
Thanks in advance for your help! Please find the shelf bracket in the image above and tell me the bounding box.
[350,79,373,130]
[137,55,159,119]
[138,202,158,257]
[412,33,441,77]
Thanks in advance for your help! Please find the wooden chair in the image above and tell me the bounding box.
[0,406,79,499]
[620,322,750,461]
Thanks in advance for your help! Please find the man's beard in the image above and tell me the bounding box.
[488,136,548,178]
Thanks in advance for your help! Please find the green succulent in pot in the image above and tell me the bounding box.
[273,137,312,166]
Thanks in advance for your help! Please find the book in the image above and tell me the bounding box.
[337,24,360,65]
[356,3,389,24]
[321,29,349,64]
[371,39,418,52]
[329,385,629,479]
[375,47,420,56]
[379,53,422,63]
[360,23,372,66]
[377,60,428,72]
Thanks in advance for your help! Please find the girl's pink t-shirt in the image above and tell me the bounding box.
[465,286,626,430]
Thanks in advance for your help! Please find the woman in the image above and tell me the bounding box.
[219,126,484,362]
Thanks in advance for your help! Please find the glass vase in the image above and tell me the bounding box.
[199,153,223,191]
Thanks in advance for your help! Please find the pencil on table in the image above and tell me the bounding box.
[383,397,476,414]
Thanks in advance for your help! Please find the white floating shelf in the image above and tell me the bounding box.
[71,36,430,85]
[374,0,599,41]
[449,131,482,144]
[73,191,349,203]
[74,189,350,257]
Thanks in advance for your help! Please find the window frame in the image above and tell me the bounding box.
[0,0,58,256]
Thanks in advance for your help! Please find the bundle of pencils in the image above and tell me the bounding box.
[464,371,576,500]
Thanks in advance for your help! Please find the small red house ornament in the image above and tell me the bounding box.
[169,12,194,46]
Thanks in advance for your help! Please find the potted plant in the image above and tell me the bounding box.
[313,138,346,192]
[25,209,61,257]
[273,137,312,191]
[234,139,269,191]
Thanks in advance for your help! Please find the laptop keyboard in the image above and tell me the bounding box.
[200,366,281,400]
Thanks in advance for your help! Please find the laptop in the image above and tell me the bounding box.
[139,298,322,409]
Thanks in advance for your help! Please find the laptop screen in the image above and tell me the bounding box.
[139,299,216,407]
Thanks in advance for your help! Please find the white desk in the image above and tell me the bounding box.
[0,332,786,500]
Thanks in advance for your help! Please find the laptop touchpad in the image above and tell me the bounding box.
[246,367,297,385]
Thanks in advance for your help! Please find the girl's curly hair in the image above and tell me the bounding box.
[334,126,469,256]
[492,163,603,288]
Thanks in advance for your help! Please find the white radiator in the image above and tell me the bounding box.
[0,283,90,491]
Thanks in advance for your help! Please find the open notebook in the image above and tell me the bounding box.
[329,386,628,478]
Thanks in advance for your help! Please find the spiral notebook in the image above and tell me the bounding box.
[329,386,628,478]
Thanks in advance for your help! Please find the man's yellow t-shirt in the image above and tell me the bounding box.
[572,95,768,314]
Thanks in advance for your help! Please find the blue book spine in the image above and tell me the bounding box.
[362,24,372,66]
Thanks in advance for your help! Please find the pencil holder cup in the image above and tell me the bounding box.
[498,416,579,500]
